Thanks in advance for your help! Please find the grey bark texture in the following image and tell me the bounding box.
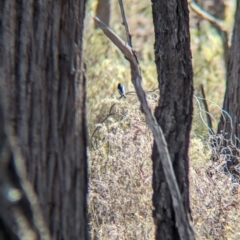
[151,0,194,239]
[218,2,240,151]
[0,1,88,239]
[0,98,51,240]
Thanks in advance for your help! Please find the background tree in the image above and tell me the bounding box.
[151,0,194,239]
[218,1,240,158]
[0,1,88,239]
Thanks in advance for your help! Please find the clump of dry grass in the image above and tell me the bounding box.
[88,92,240,240]
[189,135,240,240]
[88,93,158,240]
[190,97,240,239]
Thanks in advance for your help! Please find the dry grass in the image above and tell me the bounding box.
[88,94,157,240]
[85,1,239,239]
[190,164,240,240]
[190,99,240,240]
[84,0,157,125]
[88,93,240,240]
[189,136,240,240]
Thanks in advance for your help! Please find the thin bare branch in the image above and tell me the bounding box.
[200,84,214,135]
[90,102,127,149]
[118,0,132,47]
[94,15,195,240]
[94,17,135,63]
[189,1,225,31]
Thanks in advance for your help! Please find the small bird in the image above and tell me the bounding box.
[117,83,126,98]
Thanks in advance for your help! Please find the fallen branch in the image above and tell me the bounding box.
[94,15,194,240]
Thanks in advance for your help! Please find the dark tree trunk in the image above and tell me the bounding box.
[0,97,51,240]
[151,1,194,239]
[0,1,88,239]
[218,2,240,153]
[95,0,111,28]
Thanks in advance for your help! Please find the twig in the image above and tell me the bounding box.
[94,16,194,240]
[200,84,214,135]
[90,103,127,149]
[118,0,132,47]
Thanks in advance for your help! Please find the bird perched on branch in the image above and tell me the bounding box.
[117,83,126,98]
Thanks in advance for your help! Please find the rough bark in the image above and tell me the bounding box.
[218,2,240,152]
[95,0,111,28]
[151,0,194,239]
[0,96,51,240]
[0,1,88,239]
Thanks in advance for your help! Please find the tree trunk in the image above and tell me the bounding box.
[95,0,111,28]
[151,1,194,239]
[218,1,240,158]
[0,97,51,240]
[0,1,88,239]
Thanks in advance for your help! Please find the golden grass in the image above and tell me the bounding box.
[88,93,240,240]
[88,95,157,240]
[189,138,240,240]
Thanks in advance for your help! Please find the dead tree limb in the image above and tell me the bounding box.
[118,0,132,47]
[94,16,194,240]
